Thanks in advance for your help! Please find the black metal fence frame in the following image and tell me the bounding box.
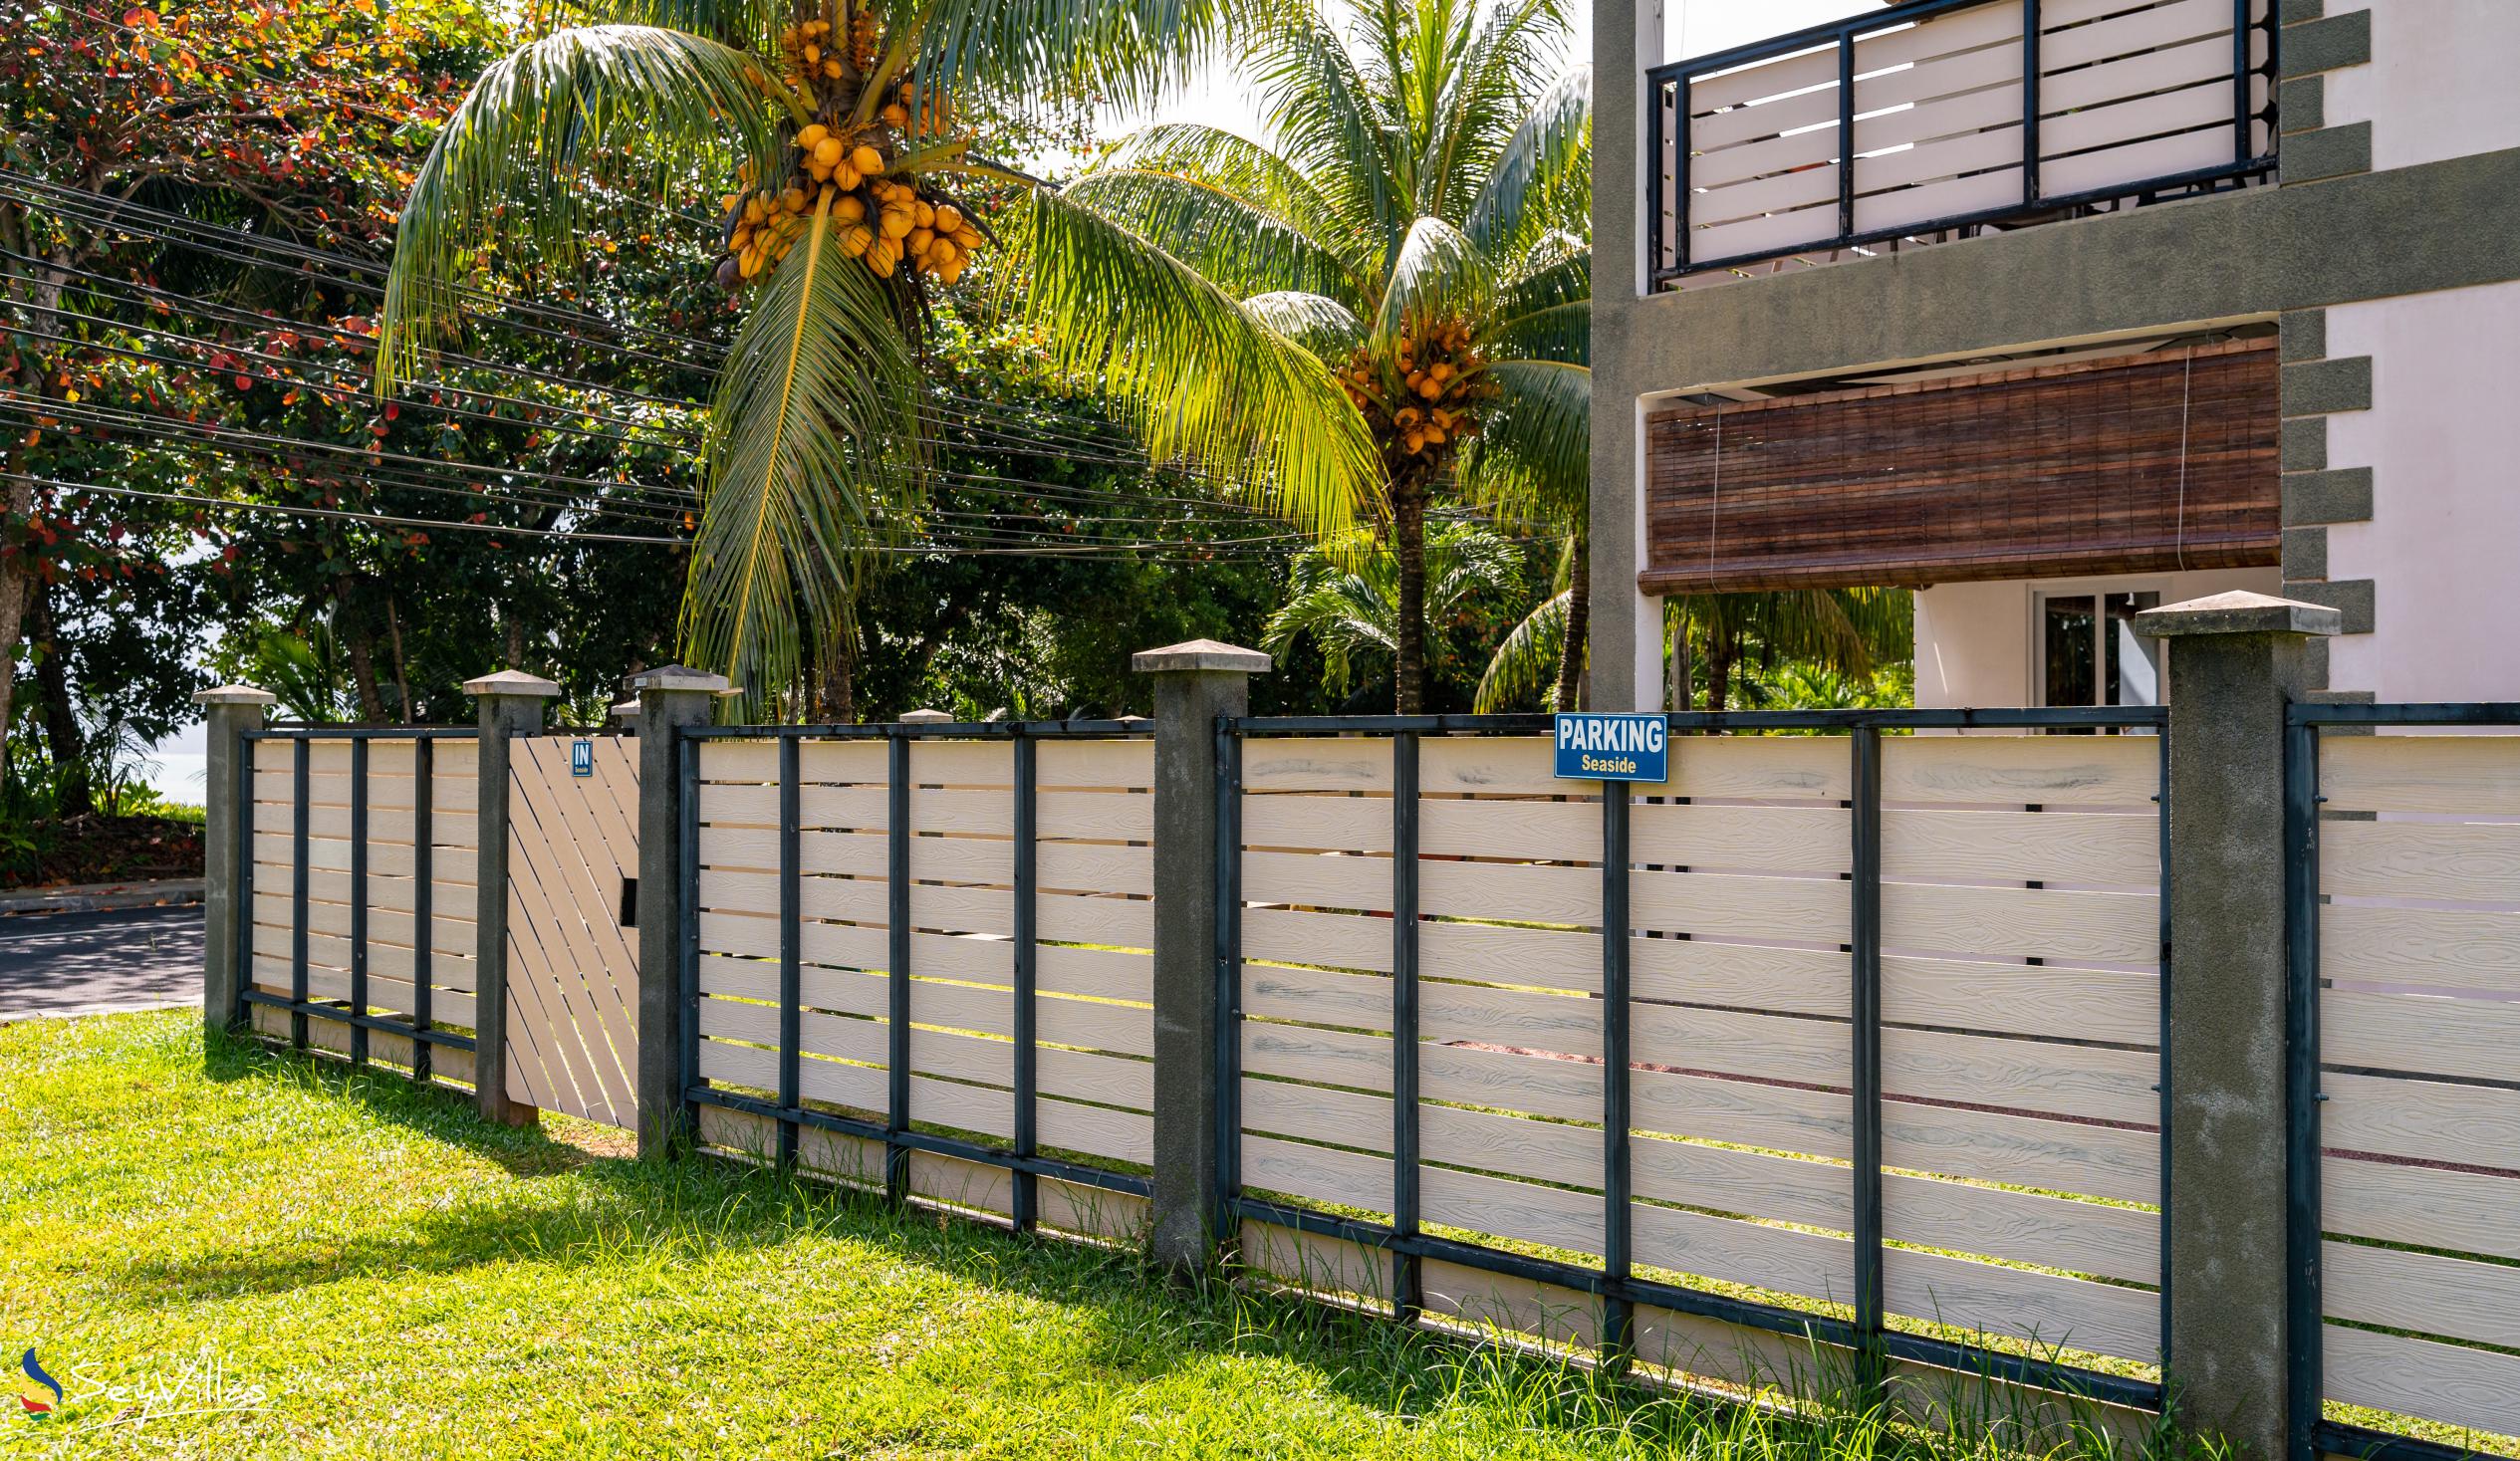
[1219,706,2169,1411]
[674,718,1160,1224]
[1643,0,2279,285]
[2284,701,2520,1461]
[234,726,481,1080]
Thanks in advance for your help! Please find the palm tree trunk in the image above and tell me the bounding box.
[0,528,29,763]
[1669,605,1692,712]
[1554,531,1589,712]
[819,617,857,723]
[385,598,413,722]
[1391,483,1427,714]
[1706,634,1736,715]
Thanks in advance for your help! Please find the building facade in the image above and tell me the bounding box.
[1592,0,2520,710]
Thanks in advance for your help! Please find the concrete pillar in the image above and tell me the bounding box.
[1133,638,1269,1272]
[2136,591,2338,1460]
[1586,0,1665,713]
[629,666,731,1155]
[194,683,276,1037]
[464,669,561,1126]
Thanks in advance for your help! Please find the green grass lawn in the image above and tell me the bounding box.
[0,1012,2172,1460]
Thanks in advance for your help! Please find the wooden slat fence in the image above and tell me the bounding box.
[1229,722,2166,1400]
[2309,727,2520,1456]
[685,725,1157,1232]
[243,729,480,1078]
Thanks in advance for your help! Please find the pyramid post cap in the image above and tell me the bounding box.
[627,664,732,694]
[192,684,278,706]
[1131,639,1271,674]
[2135,591,2342,639]
[461,669,563,697]
[898,708,955,723]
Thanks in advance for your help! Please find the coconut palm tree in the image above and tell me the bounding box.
[1032,0,1591,713]
[1261,520,1524,703]
[375,0,1382,704]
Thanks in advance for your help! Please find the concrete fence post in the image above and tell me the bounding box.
[195,683,276,1037]
[2137,591,2339,1459]
[464,669,561,1126]
[1134,638,1269,1273]
[629,665,730,1155]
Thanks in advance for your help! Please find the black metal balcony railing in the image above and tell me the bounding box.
[1646,0,2277,285]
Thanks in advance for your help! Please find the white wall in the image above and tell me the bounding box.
[2322,278,2520,701]
[1914,568,2281,708]
[2319,1,2520,174]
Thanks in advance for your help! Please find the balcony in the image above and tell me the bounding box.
[1646,0,2277,286]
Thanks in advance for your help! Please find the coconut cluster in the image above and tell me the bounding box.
[1339,317,1500,461]
[715,21,982,291]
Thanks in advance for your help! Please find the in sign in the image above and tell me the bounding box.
[571,739,595,777]
[1553,712,1668,784]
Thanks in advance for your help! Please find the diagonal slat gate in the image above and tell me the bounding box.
[506,734,641,1127]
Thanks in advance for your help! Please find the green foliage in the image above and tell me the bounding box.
[1261,520,1529,710]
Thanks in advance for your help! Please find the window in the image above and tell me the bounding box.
[2036,590,2163,709]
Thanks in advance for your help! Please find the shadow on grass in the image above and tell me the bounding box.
[163,1032,2188,1461]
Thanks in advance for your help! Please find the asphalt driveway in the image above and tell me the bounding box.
[0,904,203,1020]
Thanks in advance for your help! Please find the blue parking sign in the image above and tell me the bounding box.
[571,739,595,777]
[1553,713,1668,784]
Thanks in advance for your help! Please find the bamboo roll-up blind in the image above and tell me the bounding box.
[1640,339,2279,594]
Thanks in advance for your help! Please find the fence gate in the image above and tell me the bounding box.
[504,733,640,1127]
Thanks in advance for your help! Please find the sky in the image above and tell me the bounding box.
[137,0,1883,803]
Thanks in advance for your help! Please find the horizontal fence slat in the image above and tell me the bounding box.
[1883,736,2158,808]
[1886,1247,2157,1364]
[2325,1323,2520,1442]
[1424,1165,1602,1256]
[1633,1200,1851,1307]
[1886,957,2157,1044]
[1883,1026,2160,1125]
[1242,1132,1390,1212]
[2321,988,2520,1085]
[2321,902,2520,995]
[1883,808,2157,887]
[1634,1067,1850,1162]
[2319,736,2520,815]
[1632,937,1846,1017]
[2323,1151,2520,1262]
[2320,1071,2520,1170]
[1631,1135,1844,1229]
[1887,1172,2157,1287]
[2322,817,2520,903]
[1242,739,1394,794]
[1634,1002,1846,1087]
[1631,801,1846,874]
[2325,1238,2520,1352]
[1242,1074,1390,1151]
[1884,1099,2156,1205]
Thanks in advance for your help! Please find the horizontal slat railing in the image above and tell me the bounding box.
[679,720,1160,1235]
[1646,0,2275,284]
[1226,708,2168,1413]
[2293,703,2520,1461]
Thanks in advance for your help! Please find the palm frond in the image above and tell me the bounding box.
[1374,214,1492,341]
[379,25,793,391]
[1063,168,1361,305]
[912,0,1228,118]
[1482,296,1588,365]
[1251,0,1409,259]
[1244,291,1367,360]
[1456,357,1587,517]
[1263,518,1525,692]
[1465,63,1590,255]
[1026,187,1382,546]
[681,195,920,708]
[568,0,780,52]
[1103,123,1361,257]
[1474,588,1568,712]
[1495,242,1590,319]
[1418,0,1572,222]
